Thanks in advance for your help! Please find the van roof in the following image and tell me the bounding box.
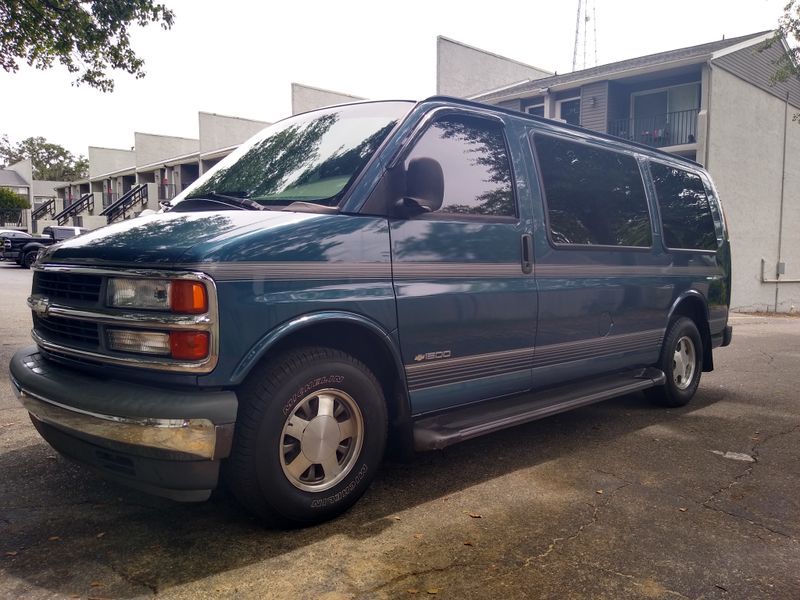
[419,95,703,168]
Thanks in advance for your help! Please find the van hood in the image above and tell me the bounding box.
[39,210,323,266]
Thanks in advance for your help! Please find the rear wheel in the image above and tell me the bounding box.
[647,317,703,407]
[225,347,387,526]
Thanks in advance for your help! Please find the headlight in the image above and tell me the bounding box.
[107,278,208,313]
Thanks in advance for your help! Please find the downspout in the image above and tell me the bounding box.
[772,91,791,311]
[704,61,713,168]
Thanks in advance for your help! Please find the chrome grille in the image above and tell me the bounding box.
[34,271,102,303]
[32,315,99,349]
[30,265,219,373]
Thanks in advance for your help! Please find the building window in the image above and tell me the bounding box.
[404,115,516,218]
[556,98,581,126]
[534,135,651,247]
[650,162,717,251]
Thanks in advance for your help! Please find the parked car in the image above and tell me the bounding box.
[10,97,732,526]
[2,226,87,268]
[0,229,32,260]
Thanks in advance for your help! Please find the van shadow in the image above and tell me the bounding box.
[2,387,730,597]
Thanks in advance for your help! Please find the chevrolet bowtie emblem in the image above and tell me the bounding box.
[30,297,51,318]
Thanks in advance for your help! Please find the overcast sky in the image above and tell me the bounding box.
[0,0,788,157]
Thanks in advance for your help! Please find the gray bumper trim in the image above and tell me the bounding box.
[10,346,237,460]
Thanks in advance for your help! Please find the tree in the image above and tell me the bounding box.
[1,135,88,181]
[0,0,174,92]
[763,0,800,118]
[0,186,30,224]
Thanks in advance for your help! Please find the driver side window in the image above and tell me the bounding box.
[405,115,517,218]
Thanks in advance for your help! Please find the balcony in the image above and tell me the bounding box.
[608,108,699,149]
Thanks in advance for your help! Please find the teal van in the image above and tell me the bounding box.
[10,97,732,525]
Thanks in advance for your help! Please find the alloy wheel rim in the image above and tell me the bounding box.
[279,388,364,492]
[672,335,696,390]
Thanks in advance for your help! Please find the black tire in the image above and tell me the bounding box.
[21,250,37,269]
[647,316,703,407]
[225,346,388,527]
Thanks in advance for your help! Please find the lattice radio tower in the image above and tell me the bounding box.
[572,0,598,71]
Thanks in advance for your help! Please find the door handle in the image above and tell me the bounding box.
[520,234,533,274]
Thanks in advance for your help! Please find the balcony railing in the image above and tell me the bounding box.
[608,108,699,148]
[54,192,94,225]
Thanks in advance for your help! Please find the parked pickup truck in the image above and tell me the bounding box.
[10,97,732,527]
[2,226,87,268]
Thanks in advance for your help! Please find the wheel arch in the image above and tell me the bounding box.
[667,291,713,372]
[231,311,412,448]
[21,241,46,254]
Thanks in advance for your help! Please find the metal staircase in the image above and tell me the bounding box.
[100,184,148,224]
[31,198,57,221]
[53,193,94,226]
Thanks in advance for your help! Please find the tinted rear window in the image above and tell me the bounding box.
[534,135,651,247]
[650,163,717,251]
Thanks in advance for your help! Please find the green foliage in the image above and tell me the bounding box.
[0,186,29,223]
[0,0,174,92]
[1,135,88,180]
[0,186,28,208]
[763,0,800,118]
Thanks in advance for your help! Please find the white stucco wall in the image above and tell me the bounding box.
[437,36,551,98]
[88,147,135,179]
[707,67,800,312]
[198,112,270,154]
[134,133,199,168]
[291,83,365,115]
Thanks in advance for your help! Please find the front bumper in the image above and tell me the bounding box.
[10,346,238,501]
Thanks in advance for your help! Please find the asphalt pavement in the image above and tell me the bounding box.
[1,261,799,599]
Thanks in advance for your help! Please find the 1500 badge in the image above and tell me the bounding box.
[414,350,452,362]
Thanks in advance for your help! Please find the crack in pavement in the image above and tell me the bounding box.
[702,423,800,540]
[577,562,693,599]
[524,482,630,565]
[355,562,470,598]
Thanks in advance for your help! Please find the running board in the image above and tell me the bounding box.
[412,367,666,451]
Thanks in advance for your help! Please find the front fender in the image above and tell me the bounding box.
[229,310,405,386]
[21,242,46,254]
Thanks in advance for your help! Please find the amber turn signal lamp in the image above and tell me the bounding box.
[170,331,210,360]
[171,280,208,314]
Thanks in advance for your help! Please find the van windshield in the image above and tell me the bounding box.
[177,101,413,207]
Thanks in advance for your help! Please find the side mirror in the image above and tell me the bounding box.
[394,157,444,217]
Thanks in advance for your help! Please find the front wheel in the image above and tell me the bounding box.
[225,347,387,526]
[21,250,38,269]
[647,317,703,407]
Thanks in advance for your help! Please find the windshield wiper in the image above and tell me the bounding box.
[184,191,266,211]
